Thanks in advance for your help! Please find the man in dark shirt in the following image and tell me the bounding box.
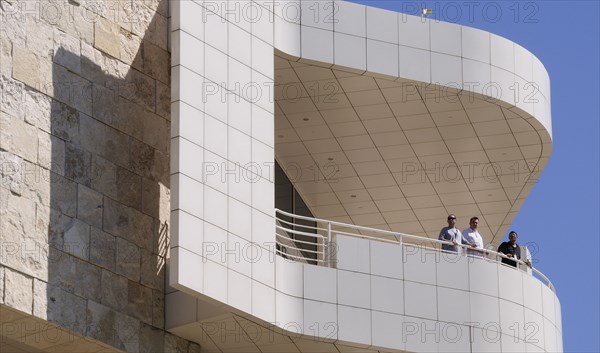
[497,231,521,267]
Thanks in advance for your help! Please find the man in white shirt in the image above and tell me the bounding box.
[462,217,486,257]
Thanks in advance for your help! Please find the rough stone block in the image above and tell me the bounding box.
[78,184,104,229]
[116,166,142,210]
[151,288,164,329]
[0,76,26,121]
[141,178,160,218]
[38,130,66,176]
[78,113,130,169]
[49,251,101,302]
[4,268,33,314]
[13,46,52,90]
[103,197,153,251]
[139,322,165,353]
[26,19,54,59]
[120,70,156,114]
[51,63,93,116]
[0,36,13,76]
[63,218,91,260]
[0,112,39,163]
[116,237,141,281]
[33,279,87,335]
[51,100,81,143]
[90,155,117,199]
[143,41,169,84]
[54,28,82,73]
[120,29,143,71]
[36,204,73,249]
[90,227,116,271]
[126,281,153,325]
[0,266,4,304]
[65,142,92,186]
[0,150,24,195]
[100,269,128,311]
[86,301,140,352]
[140,249,164,291]
[155,80,170,119]
[94,17,121,59]
[164,333,190,353]
[24,88,53,133]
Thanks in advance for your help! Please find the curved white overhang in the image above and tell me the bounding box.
[273,0,552,245]
[168,1,560,352]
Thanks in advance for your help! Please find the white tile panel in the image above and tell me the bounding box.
[303,300,338,341]
[252,208,275,249]
[203,259,228,305]
[404,281,437,320]
[229,23,252,66]
[172,102,204,145]
[228,127,252,167]
[204,42,229,86]
[172,173,204,217]
[276,291,304,327]
[252,105,275,147]
[366,7,398,44]
[398,15,430,51]
[367,39,399,78]
[275,15,301,57]
[436,251,469,291]
[251,175,275,215]
[338,270,370,308]
[335,235,370,273]
[468,256,499,297]
[252,245,275,287]
[437,324,471,353]
[436,287,469,324]
[337,305,371,346]
[228,197,252,241]
[334,33,366,71]
[252,280,275,322]
[430,20,461,56]
[431,52,462,87]
[204,10,228,54]
[301,0,334,31]
[490,34,514,72]
[228,269,252,313]
[171,247,204,294]
[471,327,502,353]
[514,43,533,82]
[229,167,253,205]
[498,264,524,305]
[203,221,227,265]
[461,26,490,63]
[333,0,366,37]
[501,333,526,353]
[204,185,228,231]
[370,240,403,279]
[371,311,404,350]
[252,9,274,45]
[171,210,204,256]
[541,283,556,324]
[402,317,439,353]
[252,36,275,79]
[204,81,229,124]
[524,307,545,350]
[301,26,334,64]
[252,139,275,181]
[276,255,304,297]
[174,138,204,182]
[463,58,491,96]
[499,299,525,339]
[403,246,437,285]
[173,66,205,111]
[173,0,205,39]
[228,232,253,277]
[229,57,252,93]
[399,45,431,83]
[174,30,204,76]
[522,274,543,314]
[229,98,252,135]
[470,292,500,329]
[303,264,337,303]
[543,317,558,352]
[371,276,403,314]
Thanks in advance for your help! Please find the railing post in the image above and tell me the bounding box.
[327,222,332,267]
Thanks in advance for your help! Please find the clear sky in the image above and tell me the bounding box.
[348,1,600,352]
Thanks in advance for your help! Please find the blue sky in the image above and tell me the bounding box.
[348,1,600,352]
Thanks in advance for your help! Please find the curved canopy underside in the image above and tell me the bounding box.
[274,53,551,245]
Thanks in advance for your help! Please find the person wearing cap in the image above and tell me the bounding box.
[462,216,486,257]
[439,214,462,253]
[497,231,521,267]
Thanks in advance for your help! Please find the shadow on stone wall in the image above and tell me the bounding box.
[41,1,190,351]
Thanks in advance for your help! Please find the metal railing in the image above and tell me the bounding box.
[275,209,555,293]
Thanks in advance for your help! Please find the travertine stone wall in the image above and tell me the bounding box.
[0,0,199,351]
